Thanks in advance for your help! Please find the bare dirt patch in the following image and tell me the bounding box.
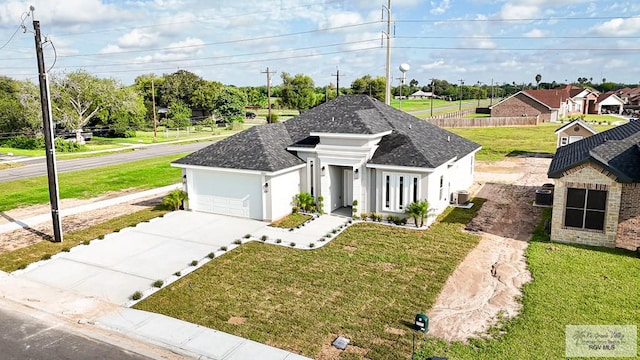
[227,316,246,325]
[428,157,550,342]
[0,190,163,254]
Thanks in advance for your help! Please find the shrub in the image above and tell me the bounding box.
[289,242,296,247]
[220,246,228,251]
[233,239,242,245]
[360,213,368,220]
[82,239,91,245]
[41,254,52,261]
[352,200,358,216]
[131,291,142,300]
[207,252,215,259]
[152,280,163,288]
[316,196,324,214]
[190,260,198,266]
[405,200,429,228]
[97,235,105,240]
[276,239,282,244]
[54,138,85,153]
[162,189,188,211]
[386,214,395,223]
[261,235,268,241]
[267,113,279,123]
[243,234,251,239]
[309,243,315,248]
[174,271,181,276]
[61,247,70,252]
[291,206,299,214]
[293,192,315,212]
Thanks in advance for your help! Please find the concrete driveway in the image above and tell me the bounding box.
[15,211,267,305]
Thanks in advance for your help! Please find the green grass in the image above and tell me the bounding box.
[269,213,312,228]
[0,206,170,272]
[448,123,617,161]
[416,211,640,360]
[0,147,44,157]
[463,113,491,118]
[135,201,485,358]
[0,154,184,212]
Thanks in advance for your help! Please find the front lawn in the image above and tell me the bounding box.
[135,202,484,359]
[416,213,640,359]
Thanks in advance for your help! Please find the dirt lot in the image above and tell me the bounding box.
[0,191,163,254]
[428,156,551,342]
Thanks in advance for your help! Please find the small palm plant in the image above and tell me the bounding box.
[405,200,429,228]
[162,189,188,211]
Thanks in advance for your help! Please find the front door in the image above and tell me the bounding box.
[343,169,353,207]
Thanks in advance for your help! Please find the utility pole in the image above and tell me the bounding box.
[383,0,392,105]
[261,67,275,123]
[429,78,435,117]
[458,79,465,111]
[490,78,494,106]
[151,79,157,142]
[32,11,63,242]
[332,68,341,97]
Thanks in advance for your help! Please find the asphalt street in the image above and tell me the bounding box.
[0,307,150,360]
[0,141,212,183]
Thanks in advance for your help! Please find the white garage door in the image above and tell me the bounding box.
[189,169,262,219]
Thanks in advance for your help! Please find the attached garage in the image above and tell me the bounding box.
[186,169,263,219]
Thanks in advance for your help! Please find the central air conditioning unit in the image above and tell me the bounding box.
[450,190,470,205]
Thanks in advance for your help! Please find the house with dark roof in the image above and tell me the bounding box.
[554,119,598,148]
[173,95,481,225]
[547,120,640,251]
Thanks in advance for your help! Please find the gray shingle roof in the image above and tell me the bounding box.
[548,121,640,182]
[173,123,304,172]
[174,95,481,172]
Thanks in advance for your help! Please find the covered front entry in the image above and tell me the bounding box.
[325,165,354,212]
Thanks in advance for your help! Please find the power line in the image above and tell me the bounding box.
[395,15,640,23]
[0,11,30,51]
[396,35,640,40]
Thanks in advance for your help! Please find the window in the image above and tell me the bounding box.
[383,173,420,211]
[439,175,444,200]
[560,137,568,146]
[564,188,607,230]
[569,136,583,144]
[309,160,314,196]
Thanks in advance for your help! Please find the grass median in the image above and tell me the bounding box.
[0,206,170,272]
[135,200,484,358]
[0,154,184,212]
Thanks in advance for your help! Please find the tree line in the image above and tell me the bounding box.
[1,70,636,141]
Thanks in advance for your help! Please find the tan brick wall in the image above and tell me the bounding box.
[615,183,640,251]
[491,93,553,122]
[551,163,620,247]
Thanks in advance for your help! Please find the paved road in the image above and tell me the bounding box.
[0,307,150,360]
[0,141,212,183]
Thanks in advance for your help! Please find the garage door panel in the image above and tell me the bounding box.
[189,169,259,219]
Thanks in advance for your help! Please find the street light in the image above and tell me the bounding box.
[399,63,410,111]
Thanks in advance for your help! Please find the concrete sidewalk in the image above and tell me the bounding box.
[0,184,181,234]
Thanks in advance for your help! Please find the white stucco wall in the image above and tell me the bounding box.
[268,168,302,221]
[187,168,263,220]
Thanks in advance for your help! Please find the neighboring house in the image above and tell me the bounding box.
[596,93,625,114]
[408,90,433,99]
[547,120,640,251]
[490,91,557,122]
[490,86,605,121]
[554,119,597,148]
[172,95,481,226]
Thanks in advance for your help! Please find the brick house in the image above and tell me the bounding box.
[547,121,640,250]
[491,86,603,121]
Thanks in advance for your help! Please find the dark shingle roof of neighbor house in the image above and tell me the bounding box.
[174,95,481,172]
[548,120,640,182]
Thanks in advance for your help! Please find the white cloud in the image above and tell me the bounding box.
[500,4,539,20]
[524,29,545,37]
[430,0,451,15]
[593,17,640,36]
[421,59,446,70]
[319,11,364,30]
[117,29,160,49]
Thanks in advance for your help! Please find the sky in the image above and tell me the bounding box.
[0,0,639,89]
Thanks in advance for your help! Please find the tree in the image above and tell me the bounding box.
[0,76,31,134]
[191,80,223,117]
[350,75,387,102]
[242,86,268,108]
[279,72,317,112]
[535,74,542,89]
[51,70,122,143]
[213,86,247,123]
[133,73,163,127]
[166,101,192,128]
[158,70,205,109]
[92,85,146,136]
[17,80,43,133]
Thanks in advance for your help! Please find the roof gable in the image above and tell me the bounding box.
[554,119,597,135]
